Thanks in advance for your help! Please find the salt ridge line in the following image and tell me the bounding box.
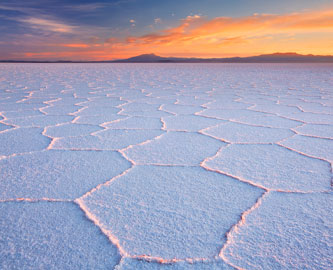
[219,192,269,270]
[291,124,333,139]
[202,143,332,192]
[196,108,305,128]
[276,139,333,163]
[118,131,167,165]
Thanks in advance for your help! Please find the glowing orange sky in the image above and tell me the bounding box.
[3,6,333,60]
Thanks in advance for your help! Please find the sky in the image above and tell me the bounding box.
[0,0,333,60]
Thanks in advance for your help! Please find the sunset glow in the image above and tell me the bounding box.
[0,0,332,60]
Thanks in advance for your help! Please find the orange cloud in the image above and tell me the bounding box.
[19,7,333,60]
[62,43,90,48]
[23,50,110,60]
[127,9,333,47]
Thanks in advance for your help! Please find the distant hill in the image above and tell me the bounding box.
[112,52,333,63]
[119,53,167,62]
[1,53,333,63]
[239,53,333,63]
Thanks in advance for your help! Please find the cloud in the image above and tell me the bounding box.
[154,18,161,24]
[62,43,90,48]
[63,3,105,11]
[129,19,136,27]
[18,17,76,33]
[64,0,134,11]
[126,9,333,46]
[0,4,33,13]
[126,14,203,45]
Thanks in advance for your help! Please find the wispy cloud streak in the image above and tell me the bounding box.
[18,17,76,33]
[127,9,333,46]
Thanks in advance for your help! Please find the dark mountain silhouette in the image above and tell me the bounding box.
[121,53,166,62]
[112,52,333,63]
[1,53,333,63]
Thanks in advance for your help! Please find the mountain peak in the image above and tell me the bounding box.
[140,53,159,57]
[125,53,164,62]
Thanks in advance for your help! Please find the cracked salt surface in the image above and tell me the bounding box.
[162,115,225,132]
[123,131,226,165]
[0,127,51,156]
[202,122,294,143]
[0,122,12,132]
[44,123,104,137]
[3,115,74,128]
[105,116,163,130]
[0,202,120,270]
[198,108,302,128]
[115,257,234,269]
[79,166,262,259]
[203,144,331,192]
[280,134,333,162]
[293,123,333,139]
[222,192,333,270]
[0,150,131,199]
[52,129,164,150]
[41,104,83,115]
[161,104,204,115]
[73,114,128,125]
[0,63,332,269]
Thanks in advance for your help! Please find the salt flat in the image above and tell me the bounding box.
[0,63,332,270]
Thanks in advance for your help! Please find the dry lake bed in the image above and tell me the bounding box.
[0,63,332,269]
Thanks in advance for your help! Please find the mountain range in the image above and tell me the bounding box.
[1,53,333,63]
[113,53,333,63]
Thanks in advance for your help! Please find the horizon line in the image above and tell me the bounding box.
[1,52,333,63]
